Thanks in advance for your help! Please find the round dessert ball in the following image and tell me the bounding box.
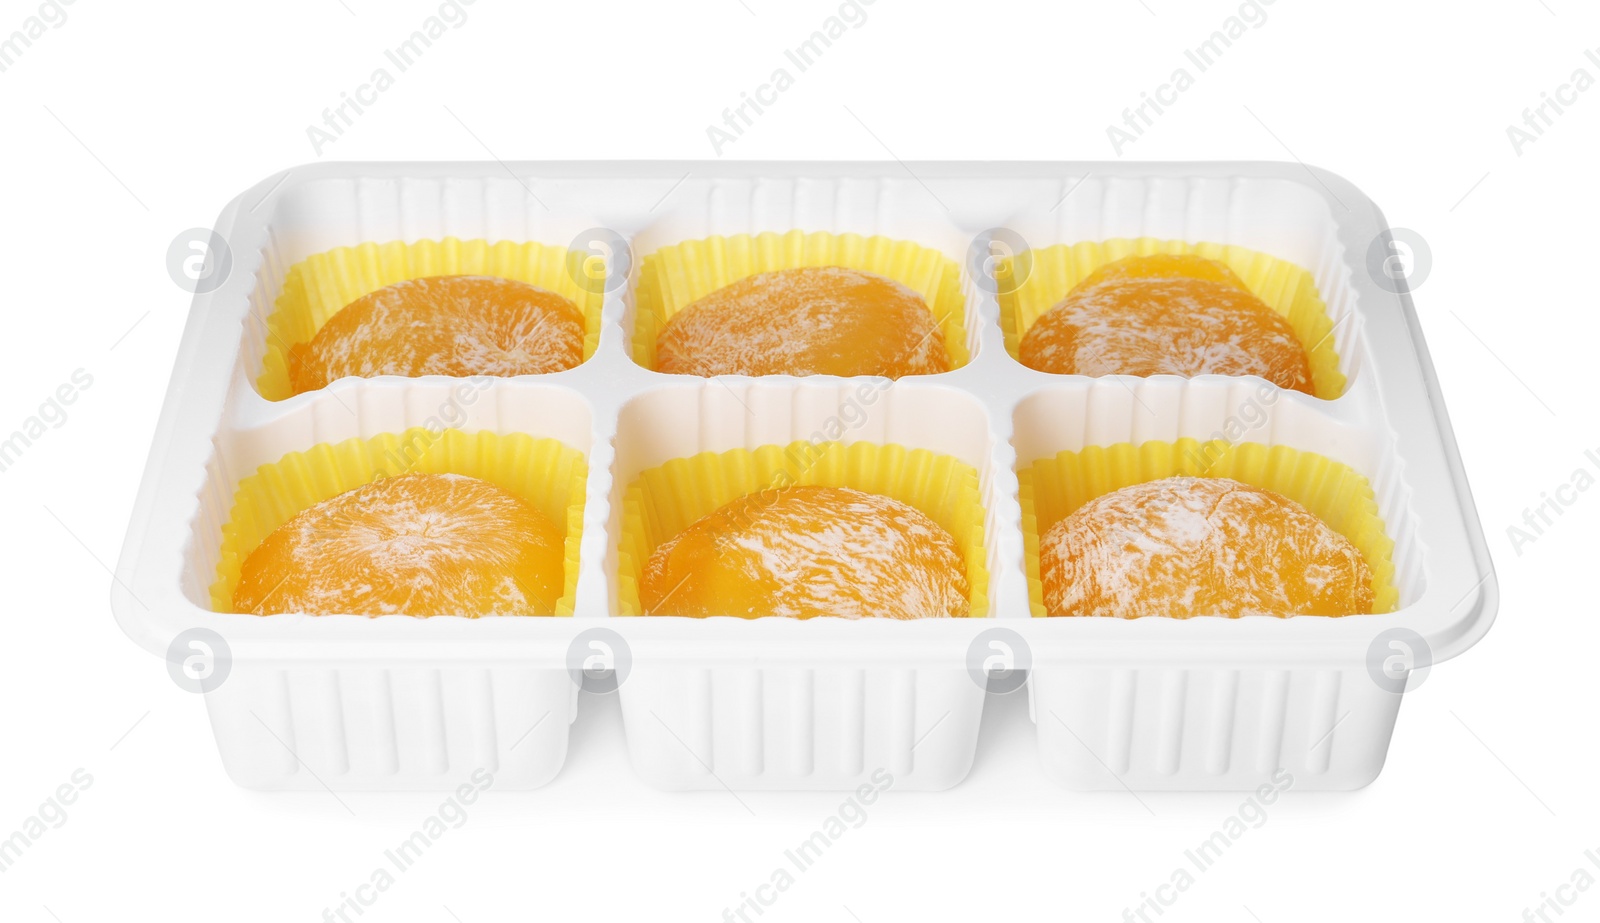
[1018,254,1314,393]
[233,472,566,617]
[1039,475,1373,618]
[653,266,950,378]
[288,275,585,395]
[640,484,969,619]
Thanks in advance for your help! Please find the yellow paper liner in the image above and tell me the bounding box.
[631,230,970,372]
[209,428,587,617]
[1017,439,1398,618]
[998,238,1346,399]
[616,440,988,618]
[256,237,606,401]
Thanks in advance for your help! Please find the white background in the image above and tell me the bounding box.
[1,0,1594,920]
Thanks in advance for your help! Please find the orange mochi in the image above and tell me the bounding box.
[640,485,969,619]
[654,266,949,378]
[1038,476,1373,619]
[1018,253,1314,393]
[233,472,566,617]
[288,275,585,395]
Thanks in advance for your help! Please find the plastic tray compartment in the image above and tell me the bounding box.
[990,168,1492,791]
[608,382,1006,791]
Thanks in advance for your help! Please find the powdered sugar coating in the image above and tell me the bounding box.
[1018,263,1313,393]
[1039,476,1373,619]
[655,266,950,378]
[641,485,969,619]
[288,275,585,394]
[233,472,566,617]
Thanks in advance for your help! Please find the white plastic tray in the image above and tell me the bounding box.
[112,161,1496,792]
